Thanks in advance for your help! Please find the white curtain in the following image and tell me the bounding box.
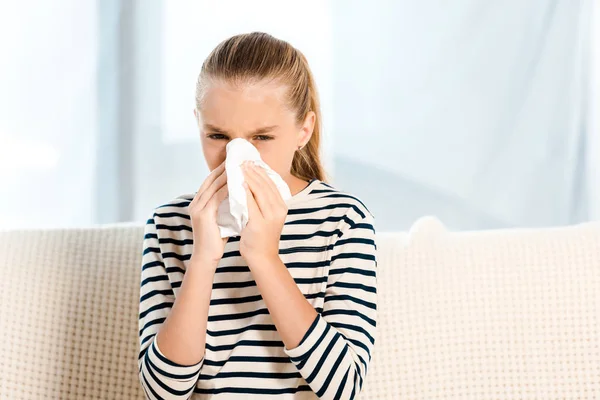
[0,1,97,228]
[590,0,600,221]
[0,0,597,231]
[330,0,593,229]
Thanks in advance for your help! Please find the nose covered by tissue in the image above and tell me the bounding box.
[216,138,292,238]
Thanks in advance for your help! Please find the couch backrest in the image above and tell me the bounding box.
[366,218,600,399]
[1,218,599,399]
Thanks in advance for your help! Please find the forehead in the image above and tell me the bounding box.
[199,80,295,129]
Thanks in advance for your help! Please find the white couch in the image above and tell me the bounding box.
[1,217,599,399]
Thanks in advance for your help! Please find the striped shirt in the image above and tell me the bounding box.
[138,178,378,399]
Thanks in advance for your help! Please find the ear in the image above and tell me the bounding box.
[297,111,316,148]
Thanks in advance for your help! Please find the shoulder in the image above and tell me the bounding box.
[146,193,195,227]
[311,182,377,255]
[309,180,375,223]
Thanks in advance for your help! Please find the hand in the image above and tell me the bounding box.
[188,161,229,266]
[239,161,288,266]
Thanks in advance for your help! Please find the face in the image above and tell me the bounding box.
[194,79,315,180]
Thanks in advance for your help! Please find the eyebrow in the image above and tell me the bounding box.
[204,123,278,136]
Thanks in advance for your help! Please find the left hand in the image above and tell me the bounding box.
[239,161,288,266]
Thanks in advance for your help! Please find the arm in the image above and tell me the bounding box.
[138,214,216,400]
[251,214,378,399]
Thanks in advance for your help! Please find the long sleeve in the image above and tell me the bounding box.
[138,213,203,400]
[283,212,378,399]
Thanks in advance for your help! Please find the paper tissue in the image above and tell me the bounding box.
[216,138,292,238]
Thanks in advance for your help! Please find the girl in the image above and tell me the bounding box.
[138,32,377,400]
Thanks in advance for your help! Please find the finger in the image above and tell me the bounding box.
[200,161,226,193]
[191,161,226,205]
[197,169,227,209]
[249,164,280,201]
[248,165,289,220]
[243,166,272,217]
[191,162,225,207]
[243,180,262,221]
[243,163,277,208]
[207,183,228,211]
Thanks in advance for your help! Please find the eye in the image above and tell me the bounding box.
[253,135,274,141]
[207,133,227,140]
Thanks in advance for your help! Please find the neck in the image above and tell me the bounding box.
[283,174,310,196]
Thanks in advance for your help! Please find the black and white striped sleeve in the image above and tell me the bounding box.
[283,212,378,399]
[137,213,203,399]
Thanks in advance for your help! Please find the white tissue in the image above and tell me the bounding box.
[217,138,292,238]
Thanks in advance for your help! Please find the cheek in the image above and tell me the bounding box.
[201,139,226,170]
[257,142,296,175]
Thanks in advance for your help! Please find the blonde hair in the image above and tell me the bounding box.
[196,32,327,182]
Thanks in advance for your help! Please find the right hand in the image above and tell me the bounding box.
[188,161,229,266]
